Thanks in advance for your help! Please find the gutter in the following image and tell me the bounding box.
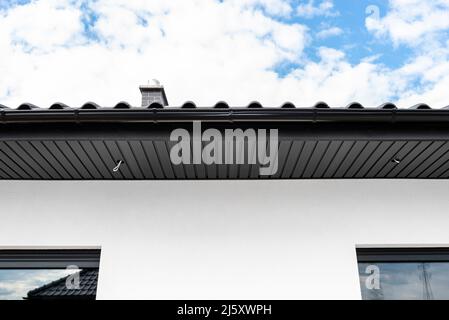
[2,107,449,124]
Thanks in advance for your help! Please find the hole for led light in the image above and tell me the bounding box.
[113,160,123,172]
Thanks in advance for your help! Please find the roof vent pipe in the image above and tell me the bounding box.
[139,80,169,107]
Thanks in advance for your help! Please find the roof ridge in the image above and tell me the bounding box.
[0,101,442,110]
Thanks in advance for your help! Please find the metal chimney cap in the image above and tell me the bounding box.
[139,79,163,89]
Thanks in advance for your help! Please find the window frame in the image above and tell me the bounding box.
[357,246,449,263]
[0,247,101,269]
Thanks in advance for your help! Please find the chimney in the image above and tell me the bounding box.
[139,79,169,107]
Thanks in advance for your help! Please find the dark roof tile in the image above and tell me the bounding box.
[80,102,100,110]
[147,102,164,109]
[313,102,330,109]
[410,103,431,110]
[17,103,38,110]
[346,102,365,109]
[49,102,71,110]
[181,101,196,108]
[378,103,397,110]
[247,101,263,108]
[214,101,229,109]
[281,102,295,109]
[114,101,131,109]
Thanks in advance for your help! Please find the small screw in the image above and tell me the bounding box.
[113,160,123,172]
[392,158,401,164]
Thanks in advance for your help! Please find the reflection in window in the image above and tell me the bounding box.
[0,269,79,300]
[358,248,449,300]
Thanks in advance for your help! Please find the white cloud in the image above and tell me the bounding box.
[394,46,449,107]
[316,26,343,39]
[281,47,399,106]
[0,0,311,107]
[296,0,337,18]
[0,0,448,110]
[366,0,449,47]
[0,0,84,51]
[364,0,449,107]
[228,0,293,17]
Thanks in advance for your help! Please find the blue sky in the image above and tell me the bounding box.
[274,1,408,75]
[0,0,449,107]
[301,1,408,66]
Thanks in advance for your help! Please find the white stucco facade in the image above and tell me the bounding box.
[1,179,448,299]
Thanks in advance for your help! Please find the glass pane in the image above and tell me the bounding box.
[0,269,79,300]
[358,262,449,300]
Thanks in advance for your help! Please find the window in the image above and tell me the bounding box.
[0,248,101,300]
[357,246,449,300]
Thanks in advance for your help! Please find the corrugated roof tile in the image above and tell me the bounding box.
[281,102,295,108]
[0,101,445,110]
[17,103,38,110]
[214,101,229,109]
[49,102,71,110]
[247,101,263,108]
[410,103,431,110]
[346,102,365,109]
[114,101,131,109]
[148,101,164,108]
[181,101,197,108]
[378,103,397,110]
[313,102,330,109]
[80,102,100,110]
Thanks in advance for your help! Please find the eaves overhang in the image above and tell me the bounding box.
[1,103,449,180]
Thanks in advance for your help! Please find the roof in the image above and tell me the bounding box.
[26,269,98,300]
[2,102,449,180]
[0,102,448,123]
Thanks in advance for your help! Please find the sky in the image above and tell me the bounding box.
[0,0,449,108]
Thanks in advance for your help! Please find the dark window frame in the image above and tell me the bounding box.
[357,247,449,263]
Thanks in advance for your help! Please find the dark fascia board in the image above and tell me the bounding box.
[2,122,449,141]
[2,108,449,124]
[0,249,101,269]
[356,247,449,263]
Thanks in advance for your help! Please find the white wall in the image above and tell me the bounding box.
[1,180,449,299]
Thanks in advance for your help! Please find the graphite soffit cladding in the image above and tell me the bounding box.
[1,101,449,180]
